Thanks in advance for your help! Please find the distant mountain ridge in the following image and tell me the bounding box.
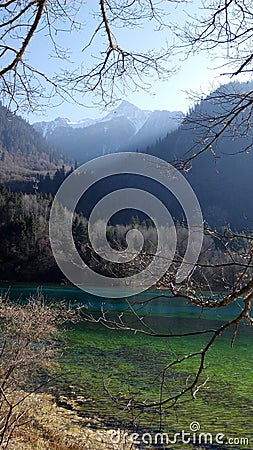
[1,82,253,231]
[33,101,184,162]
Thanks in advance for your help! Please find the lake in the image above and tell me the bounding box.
[1,283,253,449]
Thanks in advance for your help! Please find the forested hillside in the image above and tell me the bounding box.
[0,185,244,288]
[0,103,69,183]
[144,81,253,229]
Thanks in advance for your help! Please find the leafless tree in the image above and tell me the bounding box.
[180,0,253,78]
[75,221,253,423]
[0,0,176,112]
[0,294,76,449]
[173,0,253,166]
[1,0,253,433]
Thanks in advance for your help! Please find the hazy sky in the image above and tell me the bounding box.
[24,1,243,123]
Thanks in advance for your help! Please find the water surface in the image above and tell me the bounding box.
[1,283,252,449]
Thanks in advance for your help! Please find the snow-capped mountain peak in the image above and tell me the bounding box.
[66,118,97,128]
[34,117,70,137]
[33,100,153,135]
[33,101,184,162]
[106,100,141,116]
[103,101,151,134]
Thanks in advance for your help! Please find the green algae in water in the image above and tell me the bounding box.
[57,315,253,449]
[2,284,252,448]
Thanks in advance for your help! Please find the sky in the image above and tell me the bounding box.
[20,1,241,124]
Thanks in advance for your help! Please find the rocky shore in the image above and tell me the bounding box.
[7,392,135,450]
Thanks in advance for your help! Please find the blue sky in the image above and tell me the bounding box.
[24,1,241,123]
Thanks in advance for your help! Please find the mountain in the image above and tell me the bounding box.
[0,103,70,185]
[125,109,184,151]
[33,101,184,162]
[69,81,253,231]
[3,83,252,231]
[102,100,151,133]
[32,84,253,230]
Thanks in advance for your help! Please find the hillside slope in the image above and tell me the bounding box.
[0,104,68,183]
[145,81,253,229]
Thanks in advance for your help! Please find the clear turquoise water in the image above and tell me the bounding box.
[1,283,253,449]
[0,282,242,319]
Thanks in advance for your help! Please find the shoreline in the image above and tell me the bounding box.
[8,390,135,450]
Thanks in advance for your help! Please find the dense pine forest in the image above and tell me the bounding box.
[0,185,246,289]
